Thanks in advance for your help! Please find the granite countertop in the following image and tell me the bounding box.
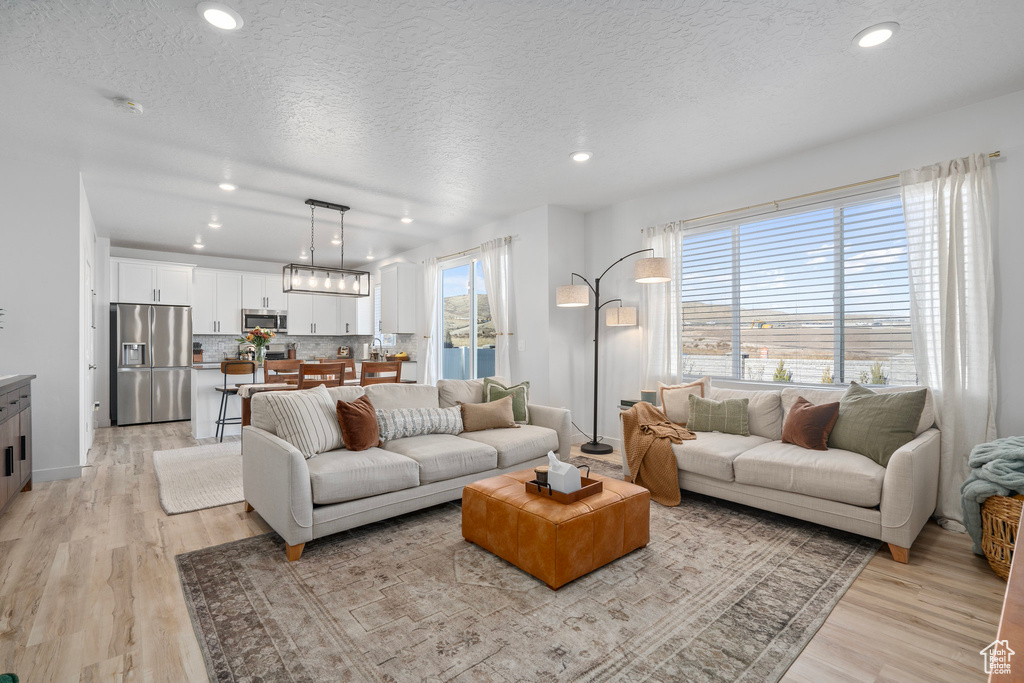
[0,374,36,391]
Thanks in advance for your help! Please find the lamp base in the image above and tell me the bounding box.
[580,441,614,455]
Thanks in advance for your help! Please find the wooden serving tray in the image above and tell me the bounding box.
[526,477,603,504]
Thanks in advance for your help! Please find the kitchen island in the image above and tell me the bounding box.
[190,363,264,440]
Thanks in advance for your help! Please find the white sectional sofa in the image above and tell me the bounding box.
[243,378,571,560]
[622,384,940,562]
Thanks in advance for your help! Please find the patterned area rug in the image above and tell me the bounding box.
[177,457,878,682]
[153,442,242,514]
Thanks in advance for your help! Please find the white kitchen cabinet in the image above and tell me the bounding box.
[192,269,241,334]
[242,274,288,310]
[113,259,193,305]
[380,262,418,334]
[336,297,371,335]
[288,293,314,336]
[355,295,374,335]
[313,296,339,335]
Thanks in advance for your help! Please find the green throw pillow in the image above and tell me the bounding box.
[483,378,530,424]
[687,395,749,436]
[827,382,927,467]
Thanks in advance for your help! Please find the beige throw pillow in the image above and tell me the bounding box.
[658,376,711,425]
[460,395,518,432]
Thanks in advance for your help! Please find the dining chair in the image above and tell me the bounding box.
[360,361,402,386]
[339,358,357,384]
[297,362,345,389]
[264,359,303,385]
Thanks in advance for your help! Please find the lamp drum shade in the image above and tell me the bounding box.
[556,284,590,307]
[606,306,637,326]
[634,257,671,283]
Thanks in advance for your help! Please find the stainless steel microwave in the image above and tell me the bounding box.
[242,309,287,333]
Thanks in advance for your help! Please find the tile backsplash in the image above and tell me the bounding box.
[193,333,417,361]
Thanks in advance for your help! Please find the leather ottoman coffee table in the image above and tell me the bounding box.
[461,469,650,589]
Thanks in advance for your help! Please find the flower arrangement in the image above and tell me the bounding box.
[237,327,275,364]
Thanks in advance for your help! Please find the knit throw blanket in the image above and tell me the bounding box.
[961,436,1024,554]
[622,402,694,506]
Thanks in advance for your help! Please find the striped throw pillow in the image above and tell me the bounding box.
[376,407,463,442]
[261,385,345,458]
[687,394,750,437]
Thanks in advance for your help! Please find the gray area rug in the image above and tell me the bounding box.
[177,457,878,682]
[153,442,242,514]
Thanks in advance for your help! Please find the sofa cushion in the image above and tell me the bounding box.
[326,386,366,404]
[782,397,840,451]
[437,376,511,408]
[459,425,559,468]
[382,434,497,483]
[336,394,381,451]
[828,382,927,467]
[305,447,420,505]
[376,406,463,441]
[688,395,750,436]
[781,385,935,436]
[364,383,439,411]
[461,396,518,432]
[671,432,770,482]
[258,385,344,458]
[710,387,783,440]
[658,376,710,425]
[483,378,530,424]
[733,441,885,508]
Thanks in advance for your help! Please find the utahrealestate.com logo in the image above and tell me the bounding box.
[981,639,1015,675]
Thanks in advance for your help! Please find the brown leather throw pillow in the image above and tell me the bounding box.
[336,395,381,451]
[782,396,840,451]
[460,395,518,432]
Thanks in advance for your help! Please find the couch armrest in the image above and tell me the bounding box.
[880,427,940,549]
[529,404,572,462]
[242,426,315,546]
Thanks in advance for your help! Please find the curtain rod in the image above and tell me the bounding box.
[644,151,1002,231]
[435,234,515,262]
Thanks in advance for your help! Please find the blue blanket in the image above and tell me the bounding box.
[961,436,1024,554]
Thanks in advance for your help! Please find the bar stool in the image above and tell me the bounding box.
[215,360,257,442]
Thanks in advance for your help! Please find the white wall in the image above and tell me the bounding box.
[0,156,84,481]
[79,175,97,465]
[95,237,111,428]
[584,88,1024,444]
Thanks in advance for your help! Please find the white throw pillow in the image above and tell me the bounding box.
[658,376,711,425]
[376,406,464,441]
[260,385,344,458]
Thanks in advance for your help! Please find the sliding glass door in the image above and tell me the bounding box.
[440,259,494,379]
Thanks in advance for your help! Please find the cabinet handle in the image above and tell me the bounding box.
[20,435,26,461]
[4,447,12,477]
[158,289,162,302]
[153,288,157,301]
[9,401,16,406]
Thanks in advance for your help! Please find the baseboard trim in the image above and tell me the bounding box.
[31,465,83,483]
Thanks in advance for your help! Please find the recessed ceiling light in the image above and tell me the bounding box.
[854,22,899,48]
[197,3,243,31]
[401,217,414,224]
[208,222,221,228]
[331,238,341,245]
[218,182,236,191]
[193,240,205,249]
[299,251,308,260]
[571,151,592,162]
[366,255,374,261]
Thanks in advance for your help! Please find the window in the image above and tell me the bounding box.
[679,191,914,385]
[440,258,493,379]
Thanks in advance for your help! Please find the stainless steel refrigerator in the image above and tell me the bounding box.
[111,304,192,425]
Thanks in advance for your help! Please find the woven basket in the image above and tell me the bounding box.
[981,494,1024,580]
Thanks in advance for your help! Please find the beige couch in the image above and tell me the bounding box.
[243,378,571,560]
[621,384,940,562]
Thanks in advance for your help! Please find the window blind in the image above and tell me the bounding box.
[679,191,915,385]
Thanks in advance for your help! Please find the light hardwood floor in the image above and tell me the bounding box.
[0,424,1008,681]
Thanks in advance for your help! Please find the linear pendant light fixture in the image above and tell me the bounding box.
[283,199,371,297]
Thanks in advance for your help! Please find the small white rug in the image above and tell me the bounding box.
[153,442,243,515]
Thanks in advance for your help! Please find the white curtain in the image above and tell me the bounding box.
[419,257,441,385]
[480,237,512,378]
[900,153,996,530]
[640,224,684,389]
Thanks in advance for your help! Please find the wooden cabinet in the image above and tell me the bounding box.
[112,259,193,305]
[380,262,418,334]
[0,377,33,517]
[242,274,288,311]
[192,269,242,334]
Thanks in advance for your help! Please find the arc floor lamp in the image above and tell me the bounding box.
[556,249,671,454]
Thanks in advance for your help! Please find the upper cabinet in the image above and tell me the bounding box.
[112,259,193,305]
[380,262,418,334]
[242,274,287,311]
[192,269,242,335]
[338,296,373,336]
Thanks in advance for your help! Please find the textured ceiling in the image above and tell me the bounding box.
[1,0,1023,265]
